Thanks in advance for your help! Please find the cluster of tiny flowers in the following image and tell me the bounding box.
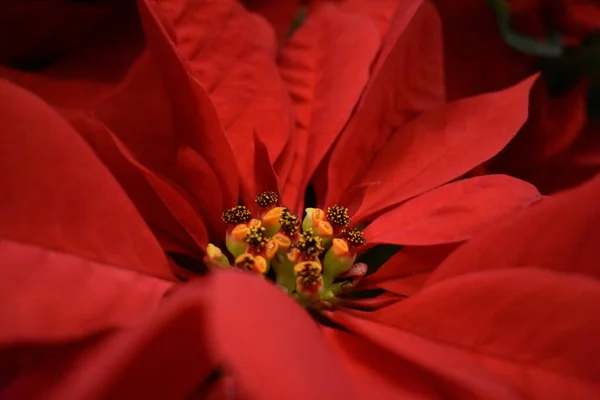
[205,192,367,307]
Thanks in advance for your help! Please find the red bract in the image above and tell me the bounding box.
[432,0,600,193]
[1,0,587,398]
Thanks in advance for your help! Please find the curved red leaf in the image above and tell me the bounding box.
[77,52,224,245]
[137,0,239,208]
[278,3,380,209]
[0,80,172,279]
[3,270,356,398]
[323,327,440,400]
[369,268,600,398]
[427,172,600,286]
[339,0,401,38]
[206,270,354,399]
[144,0,294,182]
[491,78,587,173]
[325,0,445,206]
[0,80,173,341]
[0,240,172,344]
[360,244,458,296]
[329,310,515,399]
[44,281,216,399]
[239,132,281,214]
[252,131,281,196]
[71,114,209,256]
[356,0,425,100]
[352,75,537,223]
[364,175,541,245]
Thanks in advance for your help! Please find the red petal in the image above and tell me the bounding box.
[144,0,293,184]
[77,52,222,243]
[323,327,438,400]
[339,0,401,38]
[3,271,352,398]
[352,75,537,222]
[176,146,225,240]
[491,78,587,173]
[278,3,380,209]
[337,181,382,218]
[206,270,353,399]
[360,244,458,296]
[72,114,210,256]
[358,0,425,97]
[43,281,216,399]
[90,52,177,172]
[431,0,536,100]
[0,80,172,279]
[427,172,600,285]
[0,2,143,109]
[363,175,541,245]
[252,131,281,195]
[240,132,281,214]
[324,0,445,206]
[368,268,600,398]
[138,0,239,207]
[243,0,301,41]
[330,310,514,398]
[0,81,173,341]
[0,239,172,344]
[3,281,214,398]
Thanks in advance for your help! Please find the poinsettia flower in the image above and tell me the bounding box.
[432,0,600,193]
[3,0,539,315]
[0,0,556,397]
[3,79,600,398]
[2,0,541,276]
[73,0,541,298]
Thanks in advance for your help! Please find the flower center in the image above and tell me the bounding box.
[296,230,324,258]
[244,226,269,248]
[205,192,368,308]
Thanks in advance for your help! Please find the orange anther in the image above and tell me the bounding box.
[273,233,292,250]
[311,208,325,224]
[331,238,349,257]
[249,218,262,228]
[231,224,249,240]
[317,221,333,237]
[264,239,279,260]
[287,247,301,263]
[254,256,268,274]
